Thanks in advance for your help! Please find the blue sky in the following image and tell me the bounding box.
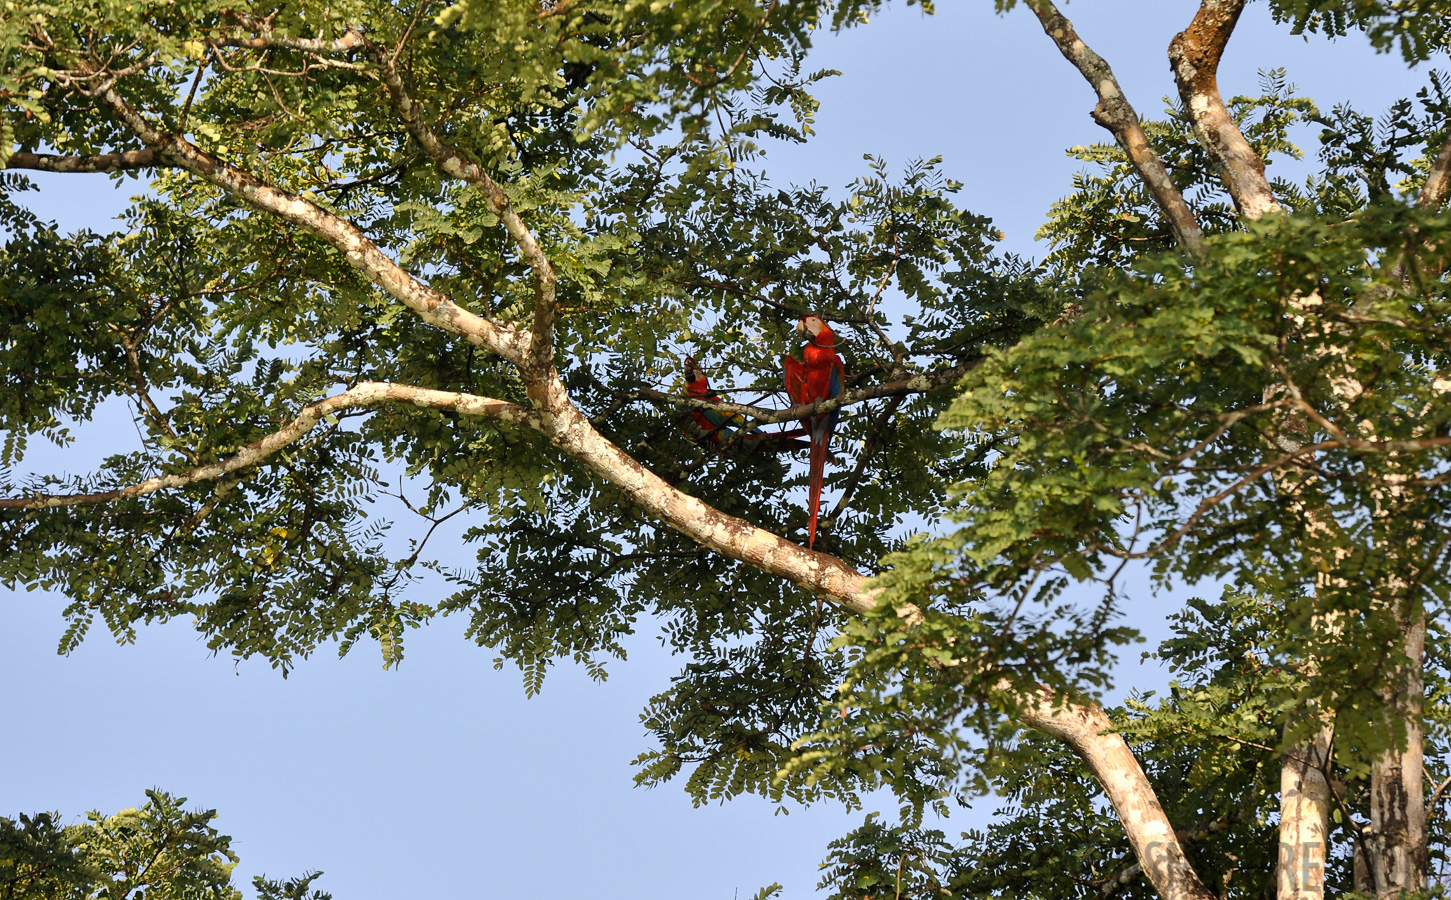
[1,3,1440,897]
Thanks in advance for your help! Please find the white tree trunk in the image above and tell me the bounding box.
[1278,720,1333,900]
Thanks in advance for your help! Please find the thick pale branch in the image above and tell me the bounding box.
[1025,0,1205,256]
[1100,817,1229,898]
[213,20,558,368]
[1169,0,1280,220]
[216,24,366,54]
[1019,691,1216,900]
[6,149,158,173]
[0,383,539,510]
[96,86,527,361]
[1279,719,1334,900]
[533,373,877,610]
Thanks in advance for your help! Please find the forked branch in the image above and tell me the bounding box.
[1018,689,1217,900]
[362,40,559,375]
[1169,0,1280,219]
[96,85,527,361]
[1024,0,1205,256]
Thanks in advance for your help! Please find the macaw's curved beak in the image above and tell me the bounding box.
[795,317,807,335]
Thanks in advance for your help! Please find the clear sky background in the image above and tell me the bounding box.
[1,3,1441,898]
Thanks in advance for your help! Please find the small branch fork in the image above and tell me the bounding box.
[1169,0,1281,220]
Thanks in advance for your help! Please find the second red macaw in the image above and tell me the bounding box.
[682,356,810,454]
[783,314,844,548]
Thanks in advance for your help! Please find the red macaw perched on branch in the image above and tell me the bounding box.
[782,315,845,548]
[682,356,751,447]
[681,357,809,454]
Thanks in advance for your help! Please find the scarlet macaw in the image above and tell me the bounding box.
[782,315,844,548]
[682,356,750,447]
[681,356,810,454]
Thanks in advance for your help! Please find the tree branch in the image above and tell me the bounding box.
[632,362,978,427]
[1418,136,1451,211]
[362,39,559,376]
[6,149,159,173]
[216,19,367,55]
[96,85,527,361]
[0,382,540,511]
[1019,692,1217,900]
[1098,817,1230,899]
[1024,0,1205,256]
[1168,0,1280,220]
[822,395,904,528]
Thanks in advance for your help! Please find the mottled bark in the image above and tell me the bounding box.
[1366,608,1427,898]
[1023,0,1205,256]
[1278,722,1334,900]
[1268,390,1337,900]
[1022,696,1217,900]
[1168,0,1281,220]
[364,39,559,374]
[1367,132,1451,896]
[6,149,157,172]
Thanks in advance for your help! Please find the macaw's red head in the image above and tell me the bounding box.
[796,314,835,347]
[683,356,710,394]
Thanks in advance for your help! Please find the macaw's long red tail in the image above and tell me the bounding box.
[806,424,829,548]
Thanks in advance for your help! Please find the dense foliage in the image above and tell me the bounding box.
[4,0,1451,897]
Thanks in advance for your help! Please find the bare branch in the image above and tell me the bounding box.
[0,383,540,511]
[1024,0,1205,256]
[179,63,206,130]
[6,149,158,173]
[823,395,904,528]
[215,22,367,55]
[1168,0,1281,220]
[96,86,527,361]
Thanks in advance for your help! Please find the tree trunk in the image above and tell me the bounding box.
[1366,607,1427,898]
[1278,720,1333,900]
